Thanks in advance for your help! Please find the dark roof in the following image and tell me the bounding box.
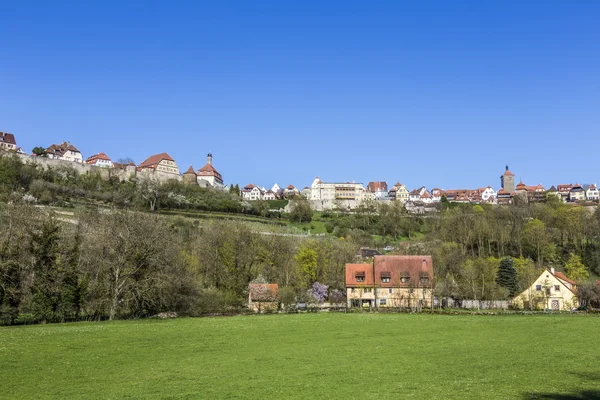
[0,132,16,145]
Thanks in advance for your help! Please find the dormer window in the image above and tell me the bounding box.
[381,271,391,283]
[419,272,430,284]
[400,272,410,283]
[355,271,365,283]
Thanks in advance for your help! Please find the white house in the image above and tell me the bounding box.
[586,184,599,201]
[242,184,263,201]
[197,153,224,188]
[85,152,113,168]
[479,186,497,202]
[512,268,578,311]
[46,141,83,163]
[0,132,17,151]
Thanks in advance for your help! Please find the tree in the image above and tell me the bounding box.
[32,146,47,157]
[295,245,318,287]
[522,219,555,265]
[564,254,589,282]
[289,198,312,223]
[308,282,328,303]
[496,257,518,298]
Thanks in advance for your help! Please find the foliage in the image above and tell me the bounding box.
[564,253,589,282]
[308,282,328,303]
[496,258,519,298]
[289,198,312,223]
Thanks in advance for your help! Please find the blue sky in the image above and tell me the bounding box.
[1,1,599,190]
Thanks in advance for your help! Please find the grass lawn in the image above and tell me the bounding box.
[2,313,600,399]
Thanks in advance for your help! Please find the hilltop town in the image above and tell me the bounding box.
[2,131,598,213]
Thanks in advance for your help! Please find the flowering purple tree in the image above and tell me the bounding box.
[309,282,328,303]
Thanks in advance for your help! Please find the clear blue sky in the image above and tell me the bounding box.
[1,1,599,190]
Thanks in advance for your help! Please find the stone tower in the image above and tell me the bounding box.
[501,165,515,193]
[182,165,198,185]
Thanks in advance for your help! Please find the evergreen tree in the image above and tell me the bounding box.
[234,184,241,196]
[30,218,61,323]
[496,257,518,297]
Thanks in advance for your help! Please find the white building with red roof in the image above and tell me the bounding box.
[242,184,263,201]
[197,153,224,188]
[137,152,179,175]
[586,184,599,201]
[85,152,113,168]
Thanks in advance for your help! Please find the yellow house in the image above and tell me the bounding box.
[513,268,578,311]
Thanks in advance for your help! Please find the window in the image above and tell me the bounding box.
[536,285,542,291]
[400,273,410,283]
[388,288,393,294]
[420,272,430,284]
[381,272,391,283]
[364,288,372,293]
[355,272,365,283]
[379,298,387,305]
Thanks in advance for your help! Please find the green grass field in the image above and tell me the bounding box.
[2,313,599,399]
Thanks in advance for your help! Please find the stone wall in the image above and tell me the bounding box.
[15,154,182,182]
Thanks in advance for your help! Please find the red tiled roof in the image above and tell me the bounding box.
[138,152,174,170]
[197,163,222,180]
[85,152,111,164]
[0,132,16,145]
[368,181,388,192]
[346,256,434,288]
[503,169,515,177]
[553,271,576,286]
[183,165,196,175]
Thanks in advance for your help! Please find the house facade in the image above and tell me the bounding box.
[137,152,179,175]
[0,132,17,151]
[346,255,434,309]
[310,177,364,201]
[512,268,578,311]
[242,184,263,200]
[85,152,113,168]
[46,142,83,163]
[586,184,599,201]
[367,181,389,200]
[569,184,586,202]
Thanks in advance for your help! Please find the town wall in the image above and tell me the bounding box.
[15,154,182,182]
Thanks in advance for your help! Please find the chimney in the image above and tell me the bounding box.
[207,153,213,165]
[551,267,555,274]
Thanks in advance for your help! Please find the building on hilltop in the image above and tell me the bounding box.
[500,165,515,194]
[85,152,113,168]
[569,183,586,202]
[389,182,409,203]
[586,184,599,201]
[0,132,17,151]
[367,181,389,200]
[137,152,179,175]
[310,177,365,201]
[242,184,263,200]
[182,165,198,185]
[197,153,224,188]
[557,184,573,202]
[346,255,434,309]
[46,141,83,163]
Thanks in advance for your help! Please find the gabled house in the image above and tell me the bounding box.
[85,152,113,168]
[557,184,573,201]
[242,184,263,201]
[512,268,578,311]
[0,132,17,151]
[46,141,83,163]
[431,188,444,202]
[15,147,26,155]
[586,184,599,201]
[390,182,409,204]
[137,152,179,175]
[284,184,300,198]
[409,186,429,202]
[478,186,497,203]
[248,283,279,312]
[569,184,586,202]
[301,186,311,199]
[367,181,389,200]
[346,255,434,309]
[496,188,513,205]
[197,153,224,188]
[263,190,277,201]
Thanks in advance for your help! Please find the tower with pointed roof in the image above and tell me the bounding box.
[197,153,223,188]
[182,165,198,185]
[500,165,515,193]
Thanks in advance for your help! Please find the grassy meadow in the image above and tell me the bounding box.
[2,313,600,399]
